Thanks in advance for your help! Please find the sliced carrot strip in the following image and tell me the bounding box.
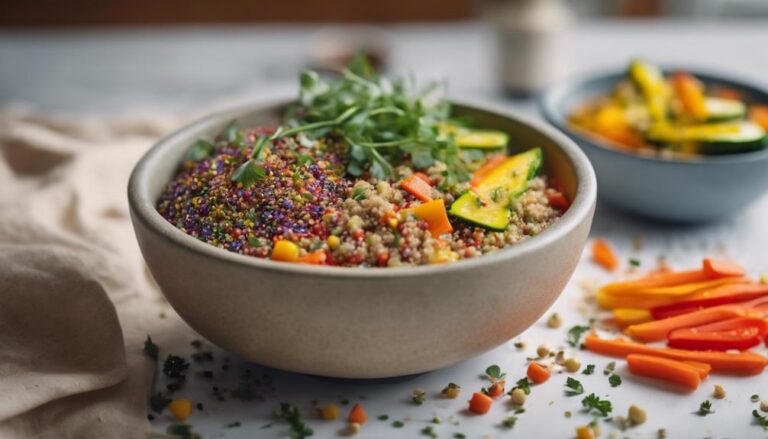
[625,306,744,342]
[613,308,653,327]
[626,354,702,391]
[584,335,768,375]
[703,258,745,278]
[592,239,619,271]
[605,277,748,298]
[600,281,763,311]
[650,283,768,319]
[400,174,433,202]
[600,268,735,296]
[671,72,708,121]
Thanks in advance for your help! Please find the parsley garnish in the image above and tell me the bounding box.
[565,377,584,396]
[629,258,641,267]
[454,434,466,439]
[185,139,215,161]
[501,416,518,428]
[567,325,590,348]
[581,393,612,417]
[351,186,367,201]
[149,392,171,414]
[485,364,506,382]
[421,426,437,438]
[392,420,405,428]
[378,415,389,421]
[143,335,159,360]
[412,388,426,405]
[231,160,267,188]
[582,364,595,375]
[697,400,714,416]
[274,403,313,438]
[512,378,532,395]
[227,421,242,428]
[752,394,760,402]
[753,410,768,429]
[608,374,622,387]
[162,355,190,380]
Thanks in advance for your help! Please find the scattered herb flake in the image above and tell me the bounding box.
[149,392,171,414]
[629,258,641,267]
[567,325,590,348]
[412,388,427,405]
[697,400,714,416]
[162,355,190,380]
[501,416,518,429]
[753,410,768,429]
[512,378,532,395]
[609,374,622,387]
[485,364,506,382]
[274,403,313,438]
[565,377,584,396]
[582,364,595,375]
[392,420,405,428]
[378,415,389,421]
[603,361,616,376]
[581,393,613,417]
[226,421,242,428]
[752,394,761,403]
[421,425,437,438]
[143,335,159,360]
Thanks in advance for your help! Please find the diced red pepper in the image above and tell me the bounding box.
[667,317,768,351]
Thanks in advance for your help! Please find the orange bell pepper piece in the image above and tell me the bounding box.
[411,199,453,237]
[625,306,745,342]
[613,308,653,327]
[297,250,327,265]
[348,403,367,424]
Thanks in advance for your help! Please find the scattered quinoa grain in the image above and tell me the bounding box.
[564,358,581,373]
[628,405,646,425]
[536,345,550,358]
[712,385,726,400]
[564,411,572,418]
[546,313,562,328]
[761,400,768,413]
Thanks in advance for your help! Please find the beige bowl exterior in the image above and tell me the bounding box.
[128,99,596,378]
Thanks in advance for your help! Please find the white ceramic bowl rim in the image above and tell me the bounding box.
[540,63,768,166]
[128,98,597,279]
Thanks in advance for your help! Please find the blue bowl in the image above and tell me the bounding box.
[540,67,768,222]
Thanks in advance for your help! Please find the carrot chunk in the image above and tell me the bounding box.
[347,403,367,424]
[626,354,702,391]
[468,392,493,414]
[400,174,433,202]
[526,362,551,384]
[592,238,619,271]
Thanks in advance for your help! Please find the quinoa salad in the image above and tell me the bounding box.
[156,57,568,267]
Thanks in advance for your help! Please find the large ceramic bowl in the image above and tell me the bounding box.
[128,99,596,378]
[540,67,768,222]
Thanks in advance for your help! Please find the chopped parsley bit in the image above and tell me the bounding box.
[512,378,532,395]
[485,364,506,382]
[162,355,190,380]
[392,420,405,428]
[352,187,367,201]
[629,258,641,267]
[752,394,761,403]
[143,335,159,360]
[432,416,442,424]
[565,377,584,396]
[603,361,616,376]
[608,374,622,387]
[378,415,389,421]
[185,139,215,161]
[226,421,242,428]
[581,393,613,417]
[274,403,313,439]
[421,426,438,438]
[454,434,466,439]
[753,410,768,429]
[190,339,203,350]
[501,416,518,429]
[231,160,267,188]
[567,325,591,348]
[697,400,714,416]
[582,364,596,375]
[340,399,350,406]
[412,388,427,405]
[231,381,256,401]
[166,424,202,439]
[149,392,171,414]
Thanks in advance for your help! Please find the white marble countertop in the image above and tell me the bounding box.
[3,20,768,438]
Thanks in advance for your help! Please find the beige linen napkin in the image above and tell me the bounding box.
[0,108,189,438]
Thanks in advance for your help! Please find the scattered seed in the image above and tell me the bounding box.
[564,358,581,373]
[547,313,562,329]
[536,345,550,358]
[628,405,647,426]
[713,385,726,400]
[761,400,768,413]
[510,388,526,406]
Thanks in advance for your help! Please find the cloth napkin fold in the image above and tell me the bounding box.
[0,108,190,438]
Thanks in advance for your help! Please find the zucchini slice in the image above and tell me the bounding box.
[449,148,542,230]
[646,121,767,154]
[704,97,746,122]
[629,59,668,122]
[438,123,509,149]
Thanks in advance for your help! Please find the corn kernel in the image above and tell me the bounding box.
[168,399,192,421]
[327,235,341,250]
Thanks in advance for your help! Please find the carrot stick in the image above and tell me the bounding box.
[680,361,712,379]
[600,281,763,311]
[592,239,619,271]
[604,277,748,298]
[626,354,702,391]
[584,335,768,375]
[625,306,744,342]
[297,250,327,265]
[703,258,745,277]
[670,72,708,121]
[613,308,653,327]
[750,105,768,131]
[600,270,713,295]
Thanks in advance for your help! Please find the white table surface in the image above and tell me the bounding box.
[3,20,768,439]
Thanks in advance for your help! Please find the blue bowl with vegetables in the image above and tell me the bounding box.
[540,60,768,222]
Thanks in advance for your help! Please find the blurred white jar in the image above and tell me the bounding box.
[485,0,573,95]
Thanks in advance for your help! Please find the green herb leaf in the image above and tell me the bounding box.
[274,403,313,438]
[608,374,622,387]
[378,415,389,421]
[251,136,270,161]
[149,392,171,414]
[582,364,596,375]
[225,120,243,145]
[567,325,591,348]
[501,416,518,429]
[485,364,506,381]
[697,400,714,416]
[629,258,641,267]
[512,378,532,395]
[226,421,242,428]
[392,420,405,428]
[162,355,189,380]
[421,425,437,438]
[143,335,159,360]
[232,160,267,188]
[351,187,367,201]
[753,410,768,429]
[185,139,215,161]
[752,394,760,403]
[565,377,584,396]
[581,393,612,417]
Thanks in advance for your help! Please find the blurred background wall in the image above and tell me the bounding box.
[3,0,768,27]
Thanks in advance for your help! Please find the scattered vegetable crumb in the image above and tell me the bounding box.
[697,400,714,416]
[168,399,192,421]
[547,313,562,329]
[441,382,461,399]
[411,388,427,405]
[628,405,646,426]
[321,403,340,420]
[713,384,726,400]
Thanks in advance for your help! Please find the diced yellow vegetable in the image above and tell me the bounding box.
[271,240,300,262]
[169,399,192,421]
